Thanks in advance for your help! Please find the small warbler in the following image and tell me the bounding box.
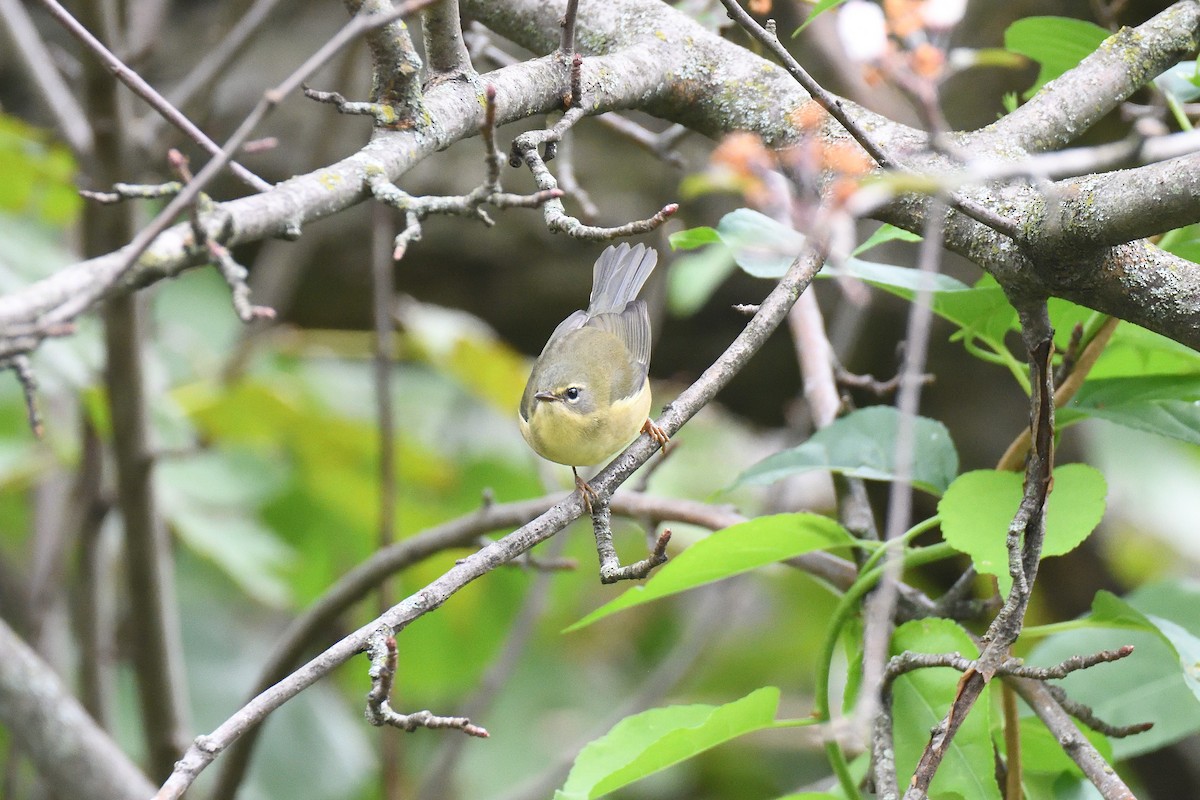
[518,243,669,509]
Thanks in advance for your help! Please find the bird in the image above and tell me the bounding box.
[518,242,669,511]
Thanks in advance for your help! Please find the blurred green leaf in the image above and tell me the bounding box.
[158,450,295,606]
[891,618,999,800]
[852,223,922,256]
[734,406,959,496]
[1161,222,1200,264]
[667,245,736,316]
[1145,613,1200,701]
[1015,716,1111,777]
[1062,375,1200,445]
[399,297,529,414]
[0,114,81,225]
[793,0,848,36]
[566,514,853,632]
[1004,17,1109,99]
[938,464,1106,594]
[1154,61,1200,102]
[554,687,781,800]
[717,208,807,278]
[669,226,721,250]
[824,257,971,294]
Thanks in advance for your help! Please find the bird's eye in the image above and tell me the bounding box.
[564,387,581,401]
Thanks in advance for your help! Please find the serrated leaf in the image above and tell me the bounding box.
[555,687,781,800]
[565,514,852,631]
[1004,17,1109,100]
[852,223,923,256]
[938,465,1107,595]
[891,619,999,800]
[1066,376,1200,445]
[734,406,959,496]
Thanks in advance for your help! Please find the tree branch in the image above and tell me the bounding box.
[985,1,1200,152]
[0,617,157,800]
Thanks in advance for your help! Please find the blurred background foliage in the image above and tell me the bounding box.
[1,0,1200,799]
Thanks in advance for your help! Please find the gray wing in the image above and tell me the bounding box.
[540,309,588,355]
[588,299,652,373]
[587,243,657,316]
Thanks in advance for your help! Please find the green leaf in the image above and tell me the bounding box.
[821,265,1019,370]
[793,0,848,36]
[667,245,736,317]
[825,257,971,294]
[1088,590,1161,631]
[1028,584,1200,758]
[716,208,807,278]
[852,223,922,256]
[1004,17,1109,99]
[669,226,721,251]
[555,687,781,800]
[1015,717,1111,777]
[0,114,81,225]
[1155,61,1200,103]
[1161,222,1200,265]
[891,619,1000,800]
[938,464,1107,595]
[733,406,959,496]
[1145,613,1200,701]
[566,514,853,632]
[1064,375,1200,445]
[1088,321,1200,379]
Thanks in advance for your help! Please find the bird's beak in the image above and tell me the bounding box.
[534,390,558,402]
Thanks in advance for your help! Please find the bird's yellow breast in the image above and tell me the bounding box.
[518,377,652,467]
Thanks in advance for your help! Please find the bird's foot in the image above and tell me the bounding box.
[573,467,599,514]
[642,418,669,453]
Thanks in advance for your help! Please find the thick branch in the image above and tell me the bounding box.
[1041,152,1200,248]
[0,617,157,800]
[9,0,1200,359]
[985,1,1200,152]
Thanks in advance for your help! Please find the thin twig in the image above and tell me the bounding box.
[560,0,580,55]
[0,0,94,155]
[903,301,1057,799]
[364,632,489,737]
[716,0,1022,241]
[35,0,269,192]
[157,0,284,132]
[860,198,947,753]
[19,0,439,358]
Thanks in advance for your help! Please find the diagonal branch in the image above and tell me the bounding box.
[35,0,269,191]
[153,244,827,800]
[985,1,1200,152]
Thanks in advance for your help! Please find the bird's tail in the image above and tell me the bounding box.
[587,243,657,315]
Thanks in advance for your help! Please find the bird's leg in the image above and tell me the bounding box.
[642,418,669,453]
[572,466,598,514]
